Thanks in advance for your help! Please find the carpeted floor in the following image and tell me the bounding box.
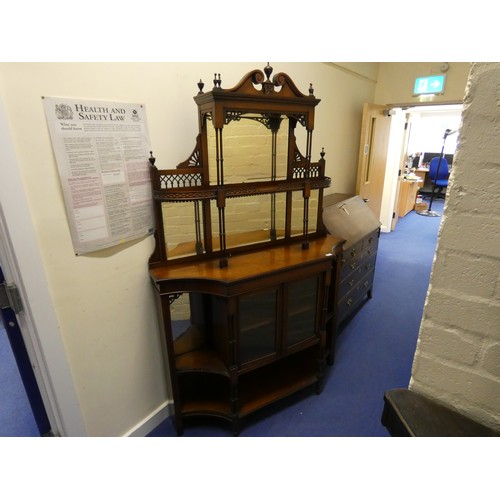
[147,199,445,437]
[0,199,444,437]
[0,321,39,437]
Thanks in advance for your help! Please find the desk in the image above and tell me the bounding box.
[415,167,429,185]
[398,179,423,217]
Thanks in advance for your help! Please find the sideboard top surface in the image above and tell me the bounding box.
[150,235,344,287]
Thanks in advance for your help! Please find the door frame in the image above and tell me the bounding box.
[0,99,86,436]
[1,261,52,435]
[376,102,464,233]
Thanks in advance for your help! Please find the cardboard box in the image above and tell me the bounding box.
[414,202,428,212]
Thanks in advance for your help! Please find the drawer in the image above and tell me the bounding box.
[339,240,363,267]
[345,240,364,261]
[360,252,377,275]
[339,267,375,302]
[363,230,379,250]
[339,267,363,298]
[338,268,375,322]
[338,286,363,322]
[340,255,360,281]
[339,247,377,282]
[363,239,378,260]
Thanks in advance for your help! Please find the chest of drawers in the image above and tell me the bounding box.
[336,228,379,325]
[322,194,381,332]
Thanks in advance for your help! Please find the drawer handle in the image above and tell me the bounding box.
[350,263,356,270]
[368,237,373,243]
[349,279,355,287]
[367,249,372,255]
[363,281,369,288]
[346,298,353,307]
[366,263,371,270]
[350,249,357,258]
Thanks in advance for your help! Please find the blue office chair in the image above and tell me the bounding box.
[428,156,449,198]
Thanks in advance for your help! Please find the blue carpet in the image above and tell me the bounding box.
[0,321,39,437]
[148,199,444,437]
[0,201,444,438]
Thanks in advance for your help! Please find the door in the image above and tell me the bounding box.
[0,264,52,436]
[356,103,392,220]
[391,112,413,230]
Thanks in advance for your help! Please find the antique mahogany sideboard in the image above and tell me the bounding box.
[148,65,344,435]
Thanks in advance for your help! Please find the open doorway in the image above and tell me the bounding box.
[386,103,463,230]
[404,104,462,201]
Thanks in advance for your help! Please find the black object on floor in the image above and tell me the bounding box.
[381,388,500,437]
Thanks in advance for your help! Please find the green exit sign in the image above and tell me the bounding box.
[413,75,446,95]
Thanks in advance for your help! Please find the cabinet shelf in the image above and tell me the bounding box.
[176,348,229,377]
[238,348,319,417]
[178,348,320,425]
[288,304,315,318]
[240,319,275,335]
[178,372,231,418]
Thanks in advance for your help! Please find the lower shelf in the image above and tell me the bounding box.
[176,346,322,430]
[179,372,231,418]
[238,348,319,417]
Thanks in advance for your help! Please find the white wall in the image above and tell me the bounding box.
[410,63,500,432]
[375,62,471,106]
[407,109,463,157]
[0,62,376,435]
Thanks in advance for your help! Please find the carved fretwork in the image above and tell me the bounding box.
[224,112,286,131]
[289,114,307,127]
[293,165,321,179]
[168,293,183,305]
[176,135,203,169]
[153,177,331,202]
[159,171,203,189]
[224,111,243,124]
[294,144,307,163]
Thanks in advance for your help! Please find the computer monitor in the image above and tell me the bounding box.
[422,152,454,166]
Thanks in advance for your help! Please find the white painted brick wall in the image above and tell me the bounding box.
[410,63,500,432]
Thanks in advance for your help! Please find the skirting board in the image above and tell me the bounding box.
[123,400,173,437]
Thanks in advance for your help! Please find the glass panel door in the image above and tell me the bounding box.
[286,276,318,347]
[238,288,278,365]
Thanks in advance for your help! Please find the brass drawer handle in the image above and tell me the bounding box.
[350,249,357,258]
[366,263,371,270]
[346,298,353,307]
[349,279,355,287]
[350,263,356,270]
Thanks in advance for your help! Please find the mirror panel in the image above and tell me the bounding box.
[207,114,289,185]
[290,190,319,236]
[162,201,205,259]
[211,192,287,250]
[171,293,210,357]
[308,190,319,234]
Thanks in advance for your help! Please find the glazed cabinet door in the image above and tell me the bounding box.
[236,272,325,370]
[238,287,279,366]
[285,275,320,348]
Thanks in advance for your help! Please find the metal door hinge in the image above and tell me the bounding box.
[0,281,23,313]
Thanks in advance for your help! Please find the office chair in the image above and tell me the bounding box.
[428,156,449,199]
